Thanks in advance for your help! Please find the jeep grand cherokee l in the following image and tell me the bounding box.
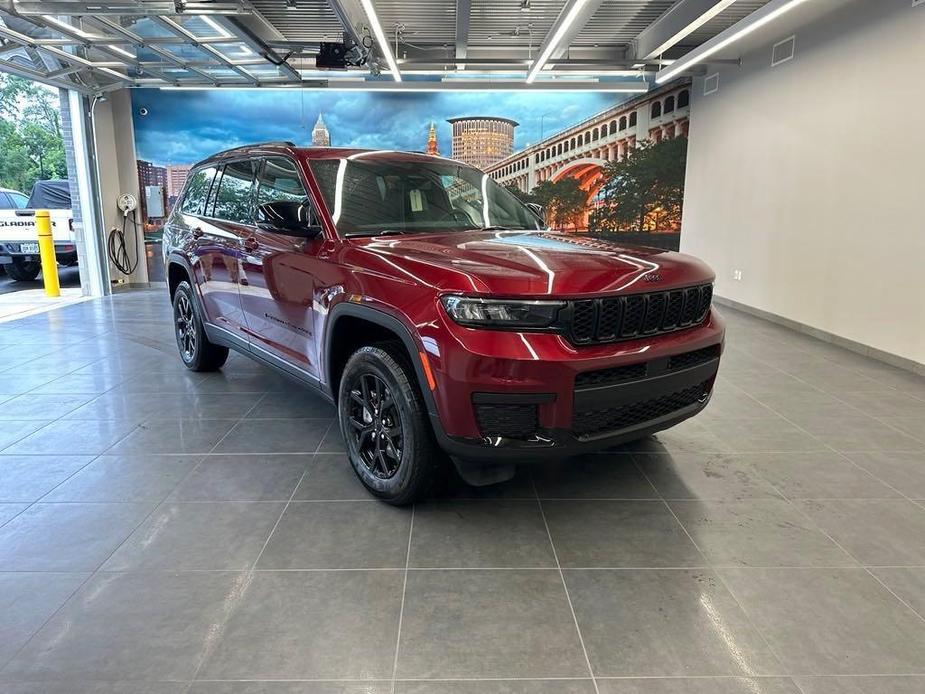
[164,143,723,504]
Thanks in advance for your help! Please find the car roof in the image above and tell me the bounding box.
[192,144,462,169]
[0,187,24,195]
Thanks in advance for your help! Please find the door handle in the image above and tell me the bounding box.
[191,227,204,238]
[243,237,259,251]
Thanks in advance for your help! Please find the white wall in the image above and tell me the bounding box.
[681,0,925,366]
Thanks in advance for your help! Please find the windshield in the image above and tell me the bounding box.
[309,157,542,237]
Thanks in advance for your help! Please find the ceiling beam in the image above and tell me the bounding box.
[656,0,809,83]
[633,0,739,60]
[526,0,607,83]
[325,0,368,49]
[455,0,471,62]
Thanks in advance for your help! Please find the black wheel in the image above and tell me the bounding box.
[172,280,228,372]
[7,260,40,282]
[338,343,442,505]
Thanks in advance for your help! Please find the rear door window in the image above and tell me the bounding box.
[213,160,257,224]
[9,193,28,208]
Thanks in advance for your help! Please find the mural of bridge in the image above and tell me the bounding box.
[487,81,691,228]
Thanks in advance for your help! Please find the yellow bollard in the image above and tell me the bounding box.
[35,209,60,298]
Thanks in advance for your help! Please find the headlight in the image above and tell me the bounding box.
[441,295,565,329]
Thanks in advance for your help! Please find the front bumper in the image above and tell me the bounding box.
[425,309,724,462]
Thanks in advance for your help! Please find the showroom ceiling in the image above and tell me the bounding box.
[0,0,785,95]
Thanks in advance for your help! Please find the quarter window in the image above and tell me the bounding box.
[213,160,257,224]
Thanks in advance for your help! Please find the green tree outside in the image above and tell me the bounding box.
[590,136,687,233]
[0,75,67,194]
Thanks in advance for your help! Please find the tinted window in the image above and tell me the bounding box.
[309,157,540,237]
[256,157,307,208]
[180,166,217,215]
[0,193,12,209]
[213,160,257,224]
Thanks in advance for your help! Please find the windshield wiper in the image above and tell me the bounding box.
[345,229,408,238]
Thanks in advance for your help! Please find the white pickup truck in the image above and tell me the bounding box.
[0,180,77,281]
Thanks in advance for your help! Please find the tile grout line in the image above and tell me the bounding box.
[630,456,793,677]
[183,417,336,691]
[696,400,925,628]
[532,475,600,694]
[390,503,415,694]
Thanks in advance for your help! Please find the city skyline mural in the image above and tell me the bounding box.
[131,89,619,168]
[131,84,691,236]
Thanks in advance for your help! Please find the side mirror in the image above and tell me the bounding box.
[525,202,546,224]
[256,200,322,238]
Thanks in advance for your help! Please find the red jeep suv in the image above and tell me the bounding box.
[164,143,723,503]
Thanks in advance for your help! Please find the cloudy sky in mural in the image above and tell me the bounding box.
[131,89,622,167]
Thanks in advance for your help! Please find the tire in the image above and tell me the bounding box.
[7,260,40,282]
[338,342,442,505]
[172,280,228,372]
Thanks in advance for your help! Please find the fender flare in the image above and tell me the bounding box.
[323,301,439,418]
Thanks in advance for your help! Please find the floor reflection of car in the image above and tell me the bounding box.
[164,142,724,504]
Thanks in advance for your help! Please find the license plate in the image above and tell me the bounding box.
[20,243,39,254]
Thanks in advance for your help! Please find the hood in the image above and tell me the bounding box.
[349,230,713,296]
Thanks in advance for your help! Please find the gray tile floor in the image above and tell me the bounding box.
[0,289,924,693]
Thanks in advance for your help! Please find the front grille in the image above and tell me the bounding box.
[572,380,711,439]
[566,284,713,345]
[474,403,538,440]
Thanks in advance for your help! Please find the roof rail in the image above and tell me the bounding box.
[201,140,297,162]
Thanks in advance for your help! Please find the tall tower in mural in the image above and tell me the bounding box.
[426,122,440,156]
[312,113,330,146]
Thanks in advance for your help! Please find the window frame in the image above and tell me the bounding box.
[253,155,320,231]
[209,158,259,225]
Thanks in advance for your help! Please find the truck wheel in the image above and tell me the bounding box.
[7,261,40,282]
[172,280,228,372]
[338,343,442,505]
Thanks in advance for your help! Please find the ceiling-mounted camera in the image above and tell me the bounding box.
[138,107,149,116]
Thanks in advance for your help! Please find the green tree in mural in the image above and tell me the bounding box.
[0,75,67,193]
[531,178,587,231]
[591,136,687,233]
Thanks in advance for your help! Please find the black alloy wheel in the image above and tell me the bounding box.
[346,372,404,479]
[338,343,442,504]
[171,280,228,371]
[175,291,197,363]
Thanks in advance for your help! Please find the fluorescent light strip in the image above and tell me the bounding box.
[644,0,740,59]
[360,0,402,82]
[656,0,809,83]
[526,0,589,84]
[160,82,649,92]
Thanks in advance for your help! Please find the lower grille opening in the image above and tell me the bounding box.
[572,380,711,439]
[668,345,721,371]
[475,403,538,440]
[575,362,647,388]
